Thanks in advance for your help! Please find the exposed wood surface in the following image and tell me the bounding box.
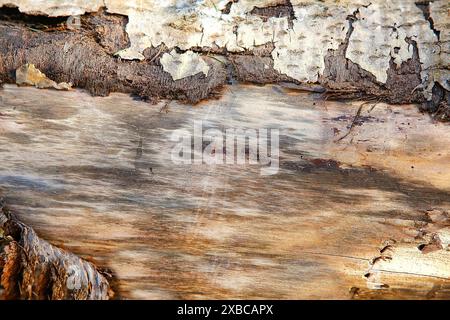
[0,84,449,299]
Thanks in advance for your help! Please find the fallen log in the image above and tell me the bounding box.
[0,0,449,301]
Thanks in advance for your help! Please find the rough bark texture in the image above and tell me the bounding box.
[0,8,227,103]
[0,5,448,119]
[0,199,113,300]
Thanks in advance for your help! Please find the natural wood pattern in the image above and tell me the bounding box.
[0,84,449,299]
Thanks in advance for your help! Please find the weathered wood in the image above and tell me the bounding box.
[0,205,113,300]
[0,84,449,299]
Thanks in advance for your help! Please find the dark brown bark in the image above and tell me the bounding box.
[0,8,227,103]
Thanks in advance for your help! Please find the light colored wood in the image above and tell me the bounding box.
[0,84,449,299]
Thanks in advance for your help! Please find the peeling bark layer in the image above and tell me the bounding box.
[0,3,448,119]
[0,200,113,300]
[0,8,227,103]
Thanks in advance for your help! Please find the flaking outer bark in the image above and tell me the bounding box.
[0,11,227,103]
[0,7,448,119]
[321,38,426,105]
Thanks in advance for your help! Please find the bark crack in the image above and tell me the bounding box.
[415,1,441,41]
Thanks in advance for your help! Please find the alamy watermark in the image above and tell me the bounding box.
[170,121,279,176]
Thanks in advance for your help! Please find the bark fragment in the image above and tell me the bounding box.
[0,200,113,300]
[16,63,72,90]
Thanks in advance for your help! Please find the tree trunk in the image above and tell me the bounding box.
[0,0,449,300]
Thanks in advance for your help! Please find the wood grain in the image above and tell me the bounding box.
[0,84,449,299]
